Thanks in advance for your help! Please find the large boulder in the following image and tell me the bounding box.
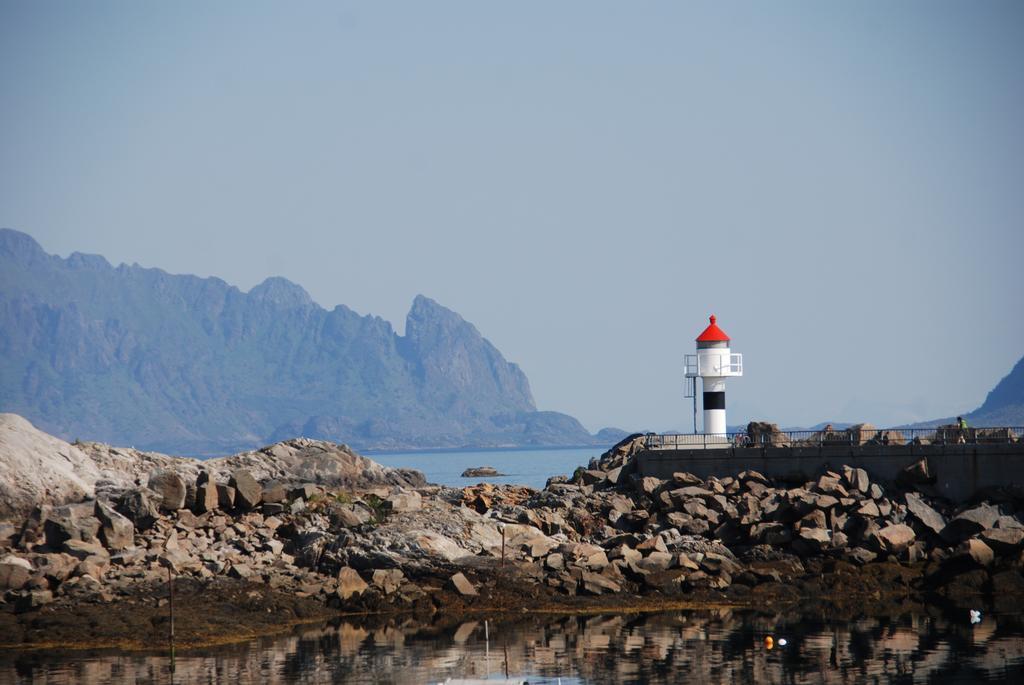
[42,502,101,548]
[979,528,1024,555]
[904,493,946,536]
[118,488,163,531]
[337,567,369,600]
[147,470,186,512]
[0,554,32,590]
[0,414,102,521]
[447,572,479,597]
[941,503,1000,543]
[875,524,916,554]
[194,480,219,514]
[384,490,422,513]
[960,538,995,567]
[228,471,262,511]
[94,500,134,551]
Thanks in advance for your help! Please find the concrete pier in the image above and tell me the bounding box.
[636,441,1024,502]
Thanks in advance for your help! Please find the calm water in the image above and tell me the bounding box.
[367,447,602,490]
[4,608,1024,684]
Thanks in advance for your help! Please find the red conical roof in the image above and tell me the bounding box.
[696,314,730,343]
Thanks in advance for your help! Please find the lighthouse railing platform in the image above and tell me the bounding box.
[683,353,743,378]
[644,426,1023,451]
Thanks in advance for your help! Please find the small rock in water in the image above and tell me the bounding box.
[461,466,503,478]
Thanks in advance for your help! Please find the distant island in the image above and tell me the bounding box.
[0,229,628,455]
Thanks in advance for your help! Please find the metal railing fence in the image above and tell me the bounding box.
[644,426,1023,451]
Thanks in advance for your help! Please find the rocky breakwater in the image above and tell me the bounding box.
[4,420,1024,648]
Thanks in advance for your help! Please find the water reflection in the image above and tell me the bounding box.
[4,607,1024,684]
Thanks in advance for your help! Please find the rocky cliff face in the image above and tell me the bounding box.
[0,229,601,453]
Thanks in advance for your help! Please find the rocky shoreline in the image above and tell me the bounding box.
[3,421,1024,650]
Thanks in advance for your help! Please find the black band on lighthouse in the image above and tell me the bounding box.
[703,391,725,410]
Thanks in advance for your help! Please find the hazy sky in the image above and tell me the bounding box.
[2,1,1022,432]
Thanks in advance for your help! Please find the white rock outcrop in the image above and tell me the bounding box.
[0,414,101,520]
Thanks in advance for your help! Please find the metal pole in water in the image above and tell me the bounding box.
[168,565,175,674]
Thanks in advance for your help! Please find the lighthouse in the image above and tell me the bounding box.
[685,315,743,438]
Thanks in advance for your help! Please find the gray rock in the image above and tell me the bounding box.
[995,515,1024,530]
[447,572,478,597]
[0,522,17,549]
[94,500,134,551]
[666,514,710,537]
[335,567,368,598]
[816,475,848,497]
[261,481,288,504]
[856,500,881,518]
[118,488,162,531]
[669,487,715,507]
[289,483,319,501]
[63,539,109,561]
[636,477,663,497]
[794,528,831,555]
[15,589,53,613]
[853,468,870,494]
[751,522,791,545]
[216,484,236,510]
[799,510,827,529]
[372,568,404,595]
[43,502,101,547]
[979,528,1024,555]
[194,481,219,514]
[147,470,186,512]
[904,493,946,536]
[876,523,915,553]
[579,470,607,486]
[385,490,422,513]
[845,547,877,565]
[228,562,254,579]
[461,466,501,478]
[942,503,1001,543]
[580,571,621,595]
[898,458,934,486]
[637,551,673,573]
[672,472,704,486]
[960,538,994,567]
[34,552,78,582]
[229,470,262,510]
[75,556,109,579]
[0,555,32,590]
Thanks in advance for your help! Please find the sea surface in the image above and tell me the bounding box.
[367,446,603,490]
[4,607,1024,684]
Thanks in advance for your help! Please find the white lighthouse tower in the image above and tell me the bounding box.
[685,315,743,439]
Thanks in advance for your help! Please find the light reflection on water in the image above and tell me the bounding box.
[3,608,1024,684]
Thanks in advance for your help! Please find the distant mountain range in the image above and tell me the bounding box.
[0,229,627,455]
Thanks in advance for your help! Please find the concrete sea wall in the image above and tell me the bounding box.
[636,442,1024,502]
